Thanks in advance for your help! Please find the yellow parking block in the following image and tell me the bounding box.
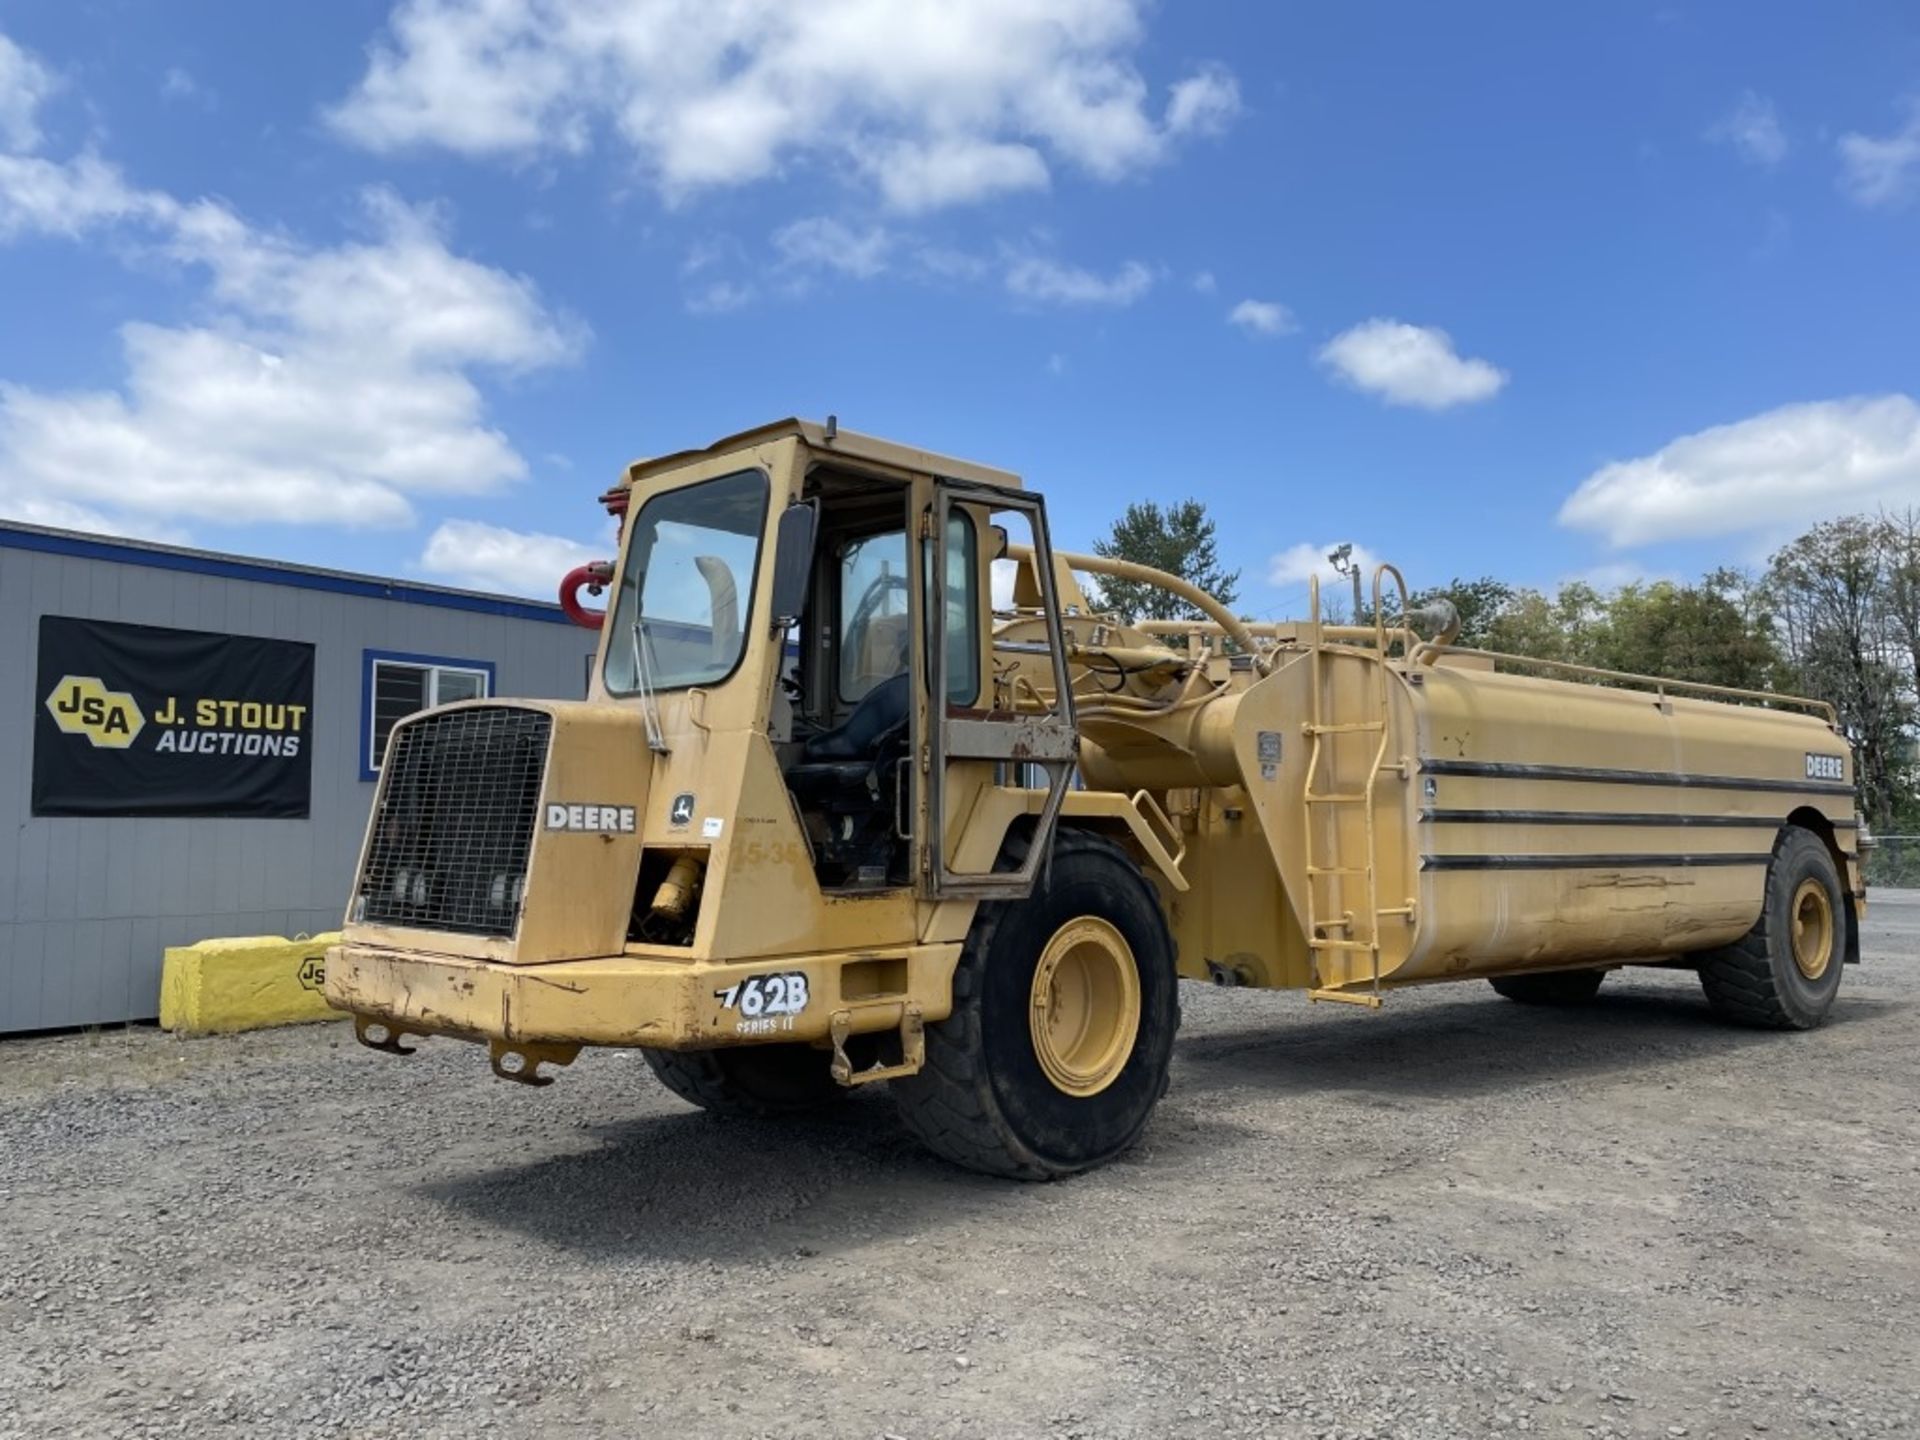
[159,933,345,1036]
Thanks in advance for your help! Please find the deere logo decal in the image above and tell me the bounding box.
[45,675,146,749]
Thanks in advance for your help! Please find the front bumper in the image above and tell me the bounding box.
[323,940,962,1052]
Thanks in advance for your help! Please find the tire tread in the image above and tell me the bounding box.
[893,828,1176,1180]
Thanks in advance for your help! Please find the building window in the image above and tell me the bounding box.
[361,650,496,779]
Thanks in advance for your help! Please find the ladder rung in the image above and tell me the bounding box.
[1309,988,1384,1008]
[1307,865,1372,876]
[1310,938,1379,953]
[1304,721,1387,735]
[1305,793,1367,804]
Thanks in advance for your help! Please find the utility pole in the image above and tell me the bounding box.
[1327,543,1363,624]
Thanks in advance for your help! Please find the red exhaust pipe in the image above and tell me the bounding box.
[558,484,632,629]
[560,560,614,629]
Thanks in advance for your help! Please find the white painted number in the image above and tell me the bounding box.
[714,972,809,1018]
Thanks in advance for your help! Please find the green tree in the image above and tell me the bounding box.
[1405,576,1515,648]
[1769,517,1909,828]
[1591,570,1782,691]
[1484,582,1609,664]
[1091,499,1240,623]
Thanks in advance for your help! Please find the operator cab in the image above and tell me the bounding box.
[601,418,1076,904]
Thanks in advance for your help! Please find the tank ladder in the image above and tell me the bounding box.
[1301,575,1416,1007]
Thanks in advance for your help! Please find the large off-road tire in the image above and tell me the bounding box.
[892,829,1180,1180]
[641,1043,845,1117]
[1488,969,1608,1005]
[1698,826,1846,1030]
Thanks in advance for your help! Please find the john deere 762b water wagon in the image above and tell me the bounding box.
[327,419,1862,1178]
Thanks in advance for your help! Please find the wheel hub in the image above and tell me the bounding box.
[1789,877,1835,981]
[1028,917,1141,1097]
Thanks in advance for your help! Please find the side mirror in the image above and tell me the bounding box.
[990,524,1009,560]
[769,500,818,629]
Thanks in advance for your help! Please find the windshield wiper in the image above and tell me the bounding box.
[628,616,669,754]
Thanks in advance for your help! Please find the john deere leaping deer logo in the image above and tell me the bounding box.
[44,675,146,749]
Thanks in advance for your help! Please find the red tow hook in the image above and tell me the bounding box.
[560,560,615,629]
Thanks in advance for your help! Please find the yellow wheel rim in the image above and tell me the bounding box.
[1790,878,1835,981]
[1028,917,1141,1098]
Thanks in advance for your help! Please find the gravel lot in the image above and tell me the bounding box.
[4,896,1919,1440]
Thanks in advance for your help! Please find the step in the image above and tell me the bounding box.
[1306,865,1373,877]
[1304,793,1368,804]
[1303,721,1387,735]
[1309,937,1380,953]
[1308,988,1385,1009]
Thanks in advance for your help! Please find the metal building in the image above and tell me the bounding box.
[0,520,599,1034]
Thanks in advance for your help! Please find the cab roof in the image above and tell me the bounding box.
[624,417,1023,491]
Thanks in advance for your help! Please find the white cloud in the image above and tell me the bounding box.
[0,32,58,153]
[1267,540,1382,586]
[326,0,1238,211]
[1005,255,1152,306]
[419,517,601,595]
[0,151,172,237]
[0,125,582,534]
[1191,269,1216,294]
[160,67,212,107]
[1228,298,1295,337]
[1558,395,1920,547]
[1318,319,1507,410]
[1165,64,1240,138]
[684,279,754,314]
[1838,100,1920,208]
[861,137,1049,214]
[1708,91,1786,167]
[772,216,893,278]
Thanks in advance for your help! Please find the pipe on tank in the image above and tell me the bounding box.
[1009,544,1262,662]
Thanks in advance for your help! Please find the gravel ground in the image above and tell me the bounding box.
[4,897,1919,1440]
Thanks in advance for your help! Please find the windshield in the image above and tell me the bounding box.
[604,469,768,694]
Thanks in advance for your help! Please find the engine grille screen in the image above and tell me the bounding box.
[355,706,551,937]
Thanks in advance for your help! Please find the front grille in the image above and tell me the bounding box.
[355,706,551,937]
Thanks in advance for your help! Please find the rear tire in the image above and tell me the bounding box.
[641,1043,845,1117]
[892,830,1179,1180]
[1488,969,1607,1005]
[1698,827,1845,1030]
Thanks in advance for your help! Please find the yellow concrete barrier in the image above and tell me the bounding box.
[159,933,344,1036]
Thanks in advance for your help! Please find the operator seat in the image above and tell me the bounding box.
[785,672,913,885]
[797,672,909,768]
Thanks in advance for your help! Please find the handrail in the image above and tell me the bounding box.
[1424,645,1839,726]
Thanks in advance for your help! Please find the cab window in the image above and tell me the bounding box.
[834,514,977,706]
[936,511,979,705]
[837,530,910,701]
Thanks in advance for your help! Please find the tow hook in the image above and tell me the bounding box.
[828,1003,925,1087]
[487,1039,581,1087]
[353,1014,428,1055]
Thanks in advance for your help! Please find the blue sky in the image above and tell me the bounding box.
[1,1,1917,619]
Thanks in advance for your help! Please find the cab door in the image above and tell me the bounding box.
[913,477,1078,899]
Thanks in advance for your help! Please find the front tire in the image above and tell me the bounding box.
[1698,826,1846,1030]
[641,1043,845,1117]
[1488,969,1607,1005]
[893,830,1179,1180]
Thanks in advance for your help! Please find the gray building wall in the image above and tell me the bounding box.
[0,523,601,1033]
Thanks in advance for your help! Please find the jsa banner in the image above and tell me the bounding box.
[34,616,315,818]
